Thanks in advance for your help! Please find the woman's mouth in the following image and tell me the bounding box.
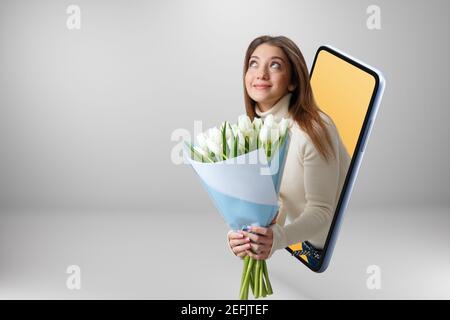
[254,84,271,90]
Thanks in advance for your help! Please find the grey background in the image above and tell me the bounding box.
[0,0,449,299]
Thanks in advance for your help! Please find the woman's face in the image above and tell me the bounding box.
[245,43,294,112]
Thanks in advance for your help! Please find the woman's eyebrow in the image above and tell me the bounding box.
[271,56,285,62]
[250,55,285,62]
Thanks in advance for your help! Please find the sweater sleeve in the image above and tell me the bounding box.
[268,123,341,257]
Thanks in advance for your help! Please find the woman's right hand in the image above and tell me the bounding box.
[228,230,251,258]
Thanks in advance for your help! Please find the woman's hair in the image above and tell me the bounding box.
[243,35,336,162]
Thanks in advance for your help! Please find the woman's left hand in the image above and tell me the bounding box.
[242,226,273,260]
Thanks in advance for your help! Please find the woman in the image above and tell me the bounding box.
[227,35,351,268]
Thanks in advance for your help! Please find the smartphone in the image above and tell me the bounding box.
[286,45,386,272]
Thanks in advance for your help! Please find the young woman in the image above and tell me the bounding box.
[227,35,351,268]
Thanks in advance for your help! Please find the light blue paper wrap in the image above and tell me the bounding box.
[184,134,290,230]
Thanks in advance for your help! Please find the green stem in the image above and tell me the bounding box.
[259,261,265,297]
[234,134,238,157]
[245,137,249,153]
[244,272,250,299]
[240,256,249,289]
[254,260,260,298]
[249,266,255,296]
[239,257,254,300]
[262,260,273,295]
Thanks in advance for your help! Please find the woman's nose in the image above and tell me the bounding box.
[257,67,269,80]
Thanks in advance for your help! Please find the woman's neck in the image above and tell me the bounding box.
[256,96,284,113]
[254,93,292,120]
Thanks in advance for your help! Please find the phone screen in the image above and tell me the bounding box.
[286,46,385,272]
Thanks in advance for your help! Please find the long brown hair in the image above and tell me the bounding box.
[243,35,335,162]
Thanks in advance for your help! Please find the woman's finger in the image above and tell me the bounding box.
[242,231,271,245]
[232,243,251,255]
[241,231,262,243]
[230,237,250,247]
[249,242,270,255]
[245,250,265,261]
[228,231,244,240]
[248,226,270,236]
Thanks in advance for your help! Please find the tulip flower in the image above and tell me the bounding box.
[197,132,209,151]
[238,115,253,138]
[253,117,263,131]
[279,118,290,137]
[264,114,275,128]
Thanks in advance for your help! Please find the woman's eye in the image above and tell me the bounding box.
[271,62,281,69]
[249,60,257,68]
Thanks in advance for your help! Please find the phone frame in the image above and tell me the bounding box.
[284,45,386,272]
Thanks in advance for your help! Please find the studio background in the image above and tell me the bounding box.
[0,0,449,299]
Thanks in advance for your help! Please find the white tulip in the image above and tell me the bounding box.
[206,139,222,157]
[208,127,222,144]
[248,129,256,144]
[269,126,280,143]
[227,136,235,153]
[253,118,263,131]
[197,132,208,150]
[220,121,233,140]
[230,124,239,137]
[206,127,223,156]
[279,118,291,137]
[237,130,245,147]
[259,125,269,144]
[264,114,275,128]
[234,129,248,154]
[238,115,253,137]
[193,146,207,157]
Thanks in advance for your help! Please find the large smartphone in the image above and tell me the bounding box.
[286,45,386,272]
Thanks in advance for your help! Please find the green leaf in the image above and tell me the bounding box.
[184,141,213,163]
[222,121,226,160]
[234,133,238,157]
[245,136,249,153]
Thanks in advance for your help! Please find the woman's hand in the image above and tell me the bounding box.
[242,226,274,260]
[228,230,252,258]
[228,211,278,260]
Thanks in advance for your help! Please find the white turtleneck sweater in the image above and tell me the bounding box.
[227,93,351,258]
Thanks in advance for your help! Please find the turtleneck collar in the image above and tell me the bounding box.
[254,93,292,120]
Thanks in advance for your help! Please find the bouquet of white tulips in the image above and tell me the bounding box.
[183,114,292,300]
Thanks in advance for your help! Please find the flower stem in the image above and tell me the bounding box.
[240,256,249,288]
[254,260,261,298]
[262,260,273,295]
[249,266,255,296]
[259,261,265,297]
[238,258,273,299]
[239,257,254,300]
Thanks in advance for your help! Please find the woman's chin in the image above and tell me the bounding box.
[250,91,273,103]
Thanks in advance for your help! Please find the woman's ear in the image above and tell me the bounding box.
[288,84,296,92]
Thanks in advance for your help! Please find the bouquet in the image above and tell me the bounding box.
[183,114,291,299]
